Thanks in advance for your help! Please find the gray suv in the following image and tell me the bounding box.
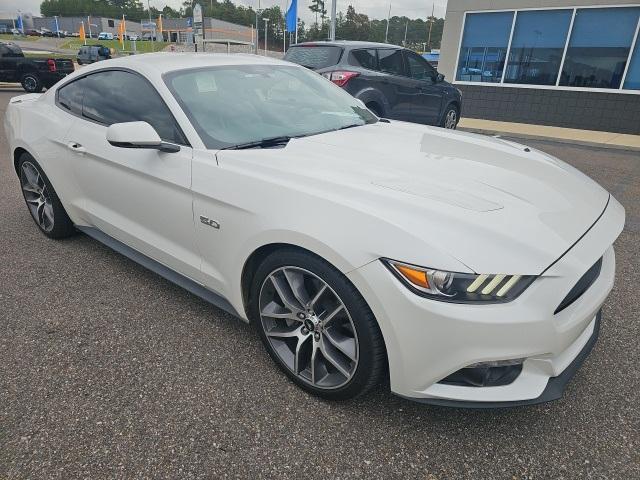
[284,41,462,129]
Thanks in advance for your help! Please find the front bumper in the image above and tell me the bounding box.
[346,197,623,407]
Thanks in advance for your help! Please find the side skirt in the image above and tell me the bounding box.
[77,226,242,319]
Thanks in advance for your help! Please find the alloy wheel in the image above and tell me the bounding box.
[259,266,359,389]
[20,161,54,232]
[445,109,458,129]
[23,76,37,92]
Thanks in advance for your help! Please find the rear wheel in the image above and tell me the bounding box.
[249,249,386,400]
[18,153,75,239]
[21,73,43,93]
[366,102,384,117]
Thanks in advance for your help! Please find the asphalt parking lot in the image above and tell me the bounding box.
[0,88,638,479]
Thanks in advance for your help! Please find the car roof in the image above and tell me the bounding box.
[290,40,402,50]
[73,52,294,76]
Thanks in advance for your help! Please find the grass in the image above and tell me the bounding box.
[60,38,170,54]
[0,33,39,41]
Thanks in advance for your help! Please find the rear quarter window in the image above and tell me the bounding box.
[284,46,343,69]
[349,49,378,70]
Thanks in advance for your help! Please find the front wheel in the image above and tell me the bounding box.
[440,104,459,129]
[21,73,43,93]
[249,249,386,400]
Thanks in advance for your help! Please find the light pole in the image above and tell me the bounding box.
[147,0,154,52]
[255,0,261,55]
[329,0,337,40]
[54,15,60,38]
[385,3,391,43]
[263,17,269,56]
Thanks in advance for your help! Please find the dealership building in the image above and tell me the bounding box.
[439,1,640,134]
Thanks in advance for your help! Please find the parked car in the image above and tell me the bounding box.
[10,28,20,35]
[0,42,74,92]
[127,33,140,41]
[284,41,462,129]
[97,32,114,40]
[3,54,624,407]
[77,45,111,65]
[25,29,42,37]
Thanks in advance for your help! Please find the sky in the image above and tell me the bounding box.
[2,1,449,22]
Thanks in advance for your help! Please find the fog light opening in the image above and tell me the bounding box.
[438,359,525,387]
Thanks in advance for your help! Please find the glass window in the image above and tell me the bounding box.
[623,30,640,90]
[405,51,436,81]
[378,49,405,76]
[81,70,185,145]
[457,11,514,83]
[504,9,573,86]
[57,78,85,114]
[283,45,343,69]
[560,7,640,89]
[164,65,377,150]
[349,49,377,70]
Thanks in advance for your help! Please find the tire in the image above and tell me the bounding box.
[17,153,76,239]
[440,104,459,129]
[249,248,386,400]
[366,102,384,117]
[21,73,43,93]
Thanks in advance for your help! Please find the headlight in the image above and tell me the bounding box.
[382,259,536,303]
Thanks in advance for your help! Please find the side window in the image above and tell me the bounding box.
[57,78,85,115]
[378,49,405,76]
[349,49,377,70]
[405,51,436,81]
[81,70,186,145]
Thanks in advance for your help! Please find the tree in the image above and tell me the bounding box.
[308,0,326,28]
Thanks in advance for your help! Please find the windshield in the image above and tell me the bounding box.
[164,64,377,150]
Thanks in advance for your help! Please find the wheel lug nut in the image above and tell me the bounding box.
[314,332,320,341]
[297,312,305,320]
[301,327,309,335]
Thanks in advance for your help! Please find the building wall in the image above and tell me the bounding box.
[440,0,640,133]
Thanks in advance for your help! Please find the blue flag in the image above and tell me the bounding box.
[285,0,297,32]
[16,15,23,32]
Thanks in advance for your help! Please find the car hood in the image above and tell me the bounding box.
[217,121,609,274]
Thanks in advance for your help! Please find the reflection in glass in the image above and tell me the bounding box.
[623,35,640,90]
[456,12,514,83]
[504,10,573,86]
[559,7,640,89]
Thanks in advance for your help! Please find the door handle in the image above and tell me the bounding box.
[67,141,86,154]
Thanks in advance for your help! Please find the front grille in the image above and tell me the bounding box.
[554,257,603,314]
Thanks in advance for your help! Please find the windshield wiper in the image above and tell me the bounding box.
[336,123,362,131]
[221,136,292,151]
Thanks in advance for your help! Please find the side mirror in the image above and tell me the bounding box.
[106,121,179,153]
[436,73,445,83]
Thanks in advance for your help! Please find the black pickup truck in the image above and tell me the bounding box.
[0,42,74,93]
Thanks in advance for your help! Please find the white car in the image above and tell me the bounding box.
[4,54,625,407]
[97,32,114,40]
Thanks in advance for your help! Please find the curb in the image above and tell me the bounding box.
[459,127,640,153]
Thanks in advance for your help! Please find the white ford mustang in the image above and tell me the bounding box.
[4,54,625,407]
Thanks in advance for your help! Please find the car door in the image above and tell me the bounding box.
[402,50,444,125]
[64,69,202,282]
[0,45,16,82]
[376,48,417,121]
